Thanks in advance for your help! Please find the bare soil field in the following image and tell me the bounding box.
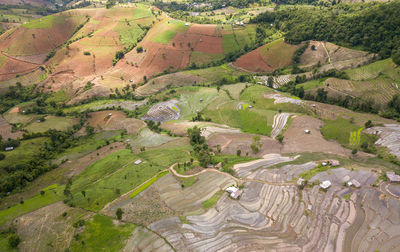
[87,110,145,135]
[0,115,23,139]
[16,202,90,252]
[207,132,281,157]
[282,115,351,156]
[136,72,205,96]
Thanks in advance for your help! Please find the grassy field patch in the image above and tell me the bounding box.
[0,184,63,226]
[25,116,76,133]
[22,15,55,29]
[321,117,361,146]
[299,164,332,180]
[69,214,135,252]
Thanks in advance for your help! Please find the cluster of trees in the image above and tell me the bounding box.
[252,2,400,59]
[187,126,212,167]
[0,83,42,113]
[381,94,400,121]
[153,0,261,13]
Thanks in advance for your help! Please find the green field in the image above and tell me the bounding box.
[321,117,362,146]
[45,90,70,104]
[115,21,144,45]
[222,33,240,54]
[22,15,55,29]
[297,79,325,90]
[0,137,47,170]
[178,87,219,120]
[152,19,188,44]
[190,51,224,65]
[69,146,191,211]
[69,214,135,252]
[25,116,76,133]
[0,184,63,226]
[132,6,152,20]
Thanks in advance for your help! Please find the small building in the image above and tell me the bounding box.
[347,181,353,187]
[185,22,190,26]
[386,171,400,183]
[305,130,311,134]
[312,104,316,108]
[350,179,361,188]
[297,178,306,186]
[307,204,312,211]
[321,162,328,166]
[134,160,142,165]
[329,160,340,167]
[225,186,242,199]
[5,147,14,151]
[320,180,332,189]
[248,105,253,108]
[108,113,112,116]
[200,98,203,102]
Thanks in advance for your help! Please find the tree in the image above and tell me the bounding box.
[0,153,5,161]
[81,190,86,197]
[8,234,20,248]
[267,76,274,88]
[277,134,284,143]
[85,126,95,136]
[136,46,143,53]
[236,149,241,156]
[365,120,373,128]
[392,48,400,66]
[352,149,358,155]
[116,208,123,220]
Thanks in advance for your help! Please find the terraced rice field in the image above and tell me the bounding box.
[270,113,290,139]
[143,154,397,251]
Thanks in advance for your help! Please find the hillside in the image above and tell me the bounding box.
[1,1,400,251]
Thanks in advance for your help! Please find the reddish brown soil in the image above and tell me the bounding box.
[0,52,39,81]
[233,45,273,73]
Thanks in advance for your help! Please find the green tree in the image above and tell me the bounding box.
[116,208,123,220]
[85,125,95,136]
[392,48,400,66]
[8,234,20,248]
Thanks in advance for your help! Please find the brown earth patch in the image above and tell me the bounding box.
[233,45,273,73]
[207,132,281,157]
[282,115,350,157]
[0,115,23,139]
[86,110,145,135]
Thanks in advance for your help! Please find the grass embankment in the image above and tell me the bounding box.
[202,190,224,209]
[130,170,169,198]
[299,164,331,180]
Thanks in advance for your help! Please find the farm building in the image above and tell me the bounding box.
[329,160,340,167]
[134,160,142,165]
[5,147,14,151]
[320,180,332,189]
[297,178,306,186]
[386,171,400,183]
[305,130,310,134]
[225,186,242,200]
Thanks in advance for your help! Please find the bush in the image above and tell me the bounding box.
[0,153,5,160]
[116,208,123,220]
[8,234,20,248]
[83,51,91,56]
[352,149,358,155]
[136,46,143,53]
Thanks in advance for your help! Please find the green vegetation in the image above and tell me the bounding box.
[0,184,62,226]
[178,177,197,188]
[25,116,76,133]
[152,20,188,44]
[69,146,190,211]
[202,190,223,209]
[22,15,54,29]
[69,214,135,252]
[299,164,332,180]
[132,7,152,20]
[129,170,169,198]
[321,117,362,146]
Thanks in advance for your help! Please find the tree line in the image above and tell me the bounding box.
[252,2,400,61]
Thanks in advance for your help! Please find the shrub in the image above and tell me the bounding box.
[8,234,20,248]
[83,51,91,56]
[136,46,143,53]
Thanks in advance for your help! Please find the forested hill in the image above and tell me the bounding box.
[252,1,400,59]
